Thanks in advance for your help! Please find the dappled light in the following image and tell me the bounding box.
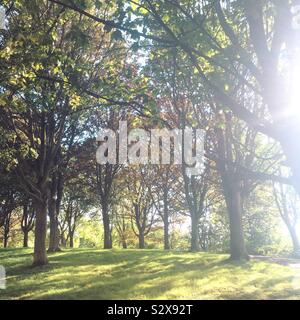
[1,248,300,300]
[1,0,300,302]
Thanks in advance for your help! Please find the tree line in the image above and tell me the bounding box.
[1,0,300,266]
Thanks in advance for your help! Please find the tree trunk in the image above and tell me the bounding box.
[285,222,300,257]
[290,227,300,258]
[3,234,8,248]
[215,123,248,260]
[48,173,62,253]
[138,232,145,249]
[122,238,127,249]
[163,191,170,250]
[102,204,112,249]
[190,212,200,252]
[222,177,249,260]
[21,202,35,249]
[32,201,48,267]
[164,220,170,250]
[60,233,67,247]
[48,209,60,252]
[69,234,74,248]
[23,230,29,248]
[276,120,300,197]
[3,211,11,248]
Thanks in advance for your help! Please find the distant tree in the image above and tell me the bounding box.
[123,167,156,249]
[274,183,300,257]
[148,165,183,250]
[21,200,35,248]
[113,205,130,249]
[0,178,20,247]
[64,199,84,248]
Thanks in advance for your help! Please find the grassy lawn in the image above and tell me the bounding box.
[1,248,300,300]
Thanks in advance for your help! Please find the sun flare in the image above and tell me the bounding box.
[287,54,300,118]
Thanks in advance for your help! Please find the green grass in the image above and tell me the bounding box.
[1,248,300,300]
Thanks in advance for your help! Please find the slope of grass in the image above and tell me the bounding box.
[1,248,300,300]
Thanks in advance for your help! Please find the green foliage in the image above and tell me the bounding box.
[1,0,299,277]
[77,219,103,248]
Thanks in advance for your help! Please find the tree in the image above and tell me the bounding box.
[274,183,300,257]
[47,116,83,252]
[21,200,35,248]
[0,182,19,248]
[147,165,183,250]
[0,1,87,265]
[0,0,131,265]
[75,126,120,249]
[48,0,300,260]
[61,179,92,248]
[113,205,130,249]
[124,167,156,249]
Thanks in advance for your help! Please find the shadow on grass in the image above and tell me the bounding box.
[1,248,299,300]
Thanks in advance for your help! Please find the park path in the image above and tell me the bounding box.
[250,255,300,269]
